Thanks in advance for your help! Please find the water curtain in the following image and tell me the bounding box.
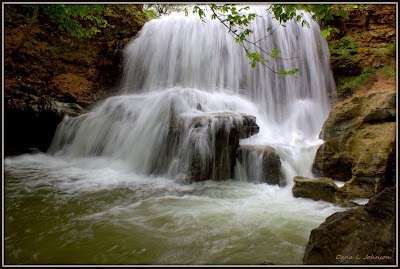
[49,6,336,184]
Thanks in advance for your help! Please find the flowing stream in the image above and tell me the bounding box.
[5,6,342,265]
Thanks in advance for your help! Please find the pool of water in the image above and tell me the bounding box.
[4,153,342,265]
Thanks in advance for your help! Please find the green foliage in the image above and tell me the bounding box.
[268,4,354,38]
[387,39,396,56]
[103,5,149,23]
[337,68,376,96]
[270,49,280,59]
[192,5,207,22]
[41,4,110,38]
[373,48,387,57]
[268,5,310,27]
[339,36,357,50]
[320,25,339,38]
[371,39,395,60]
[380,65,395,78]
[142,8,158,20]
[247,51,263,68]
[337,63,395,98]
[278,68,299,75]
[330,36,358,57]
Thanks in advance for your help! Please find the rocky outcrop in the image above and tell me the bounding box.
[170,112,260,183]
[292,177,344,204]
[303,187,396,265]
[4,95,85,155]
[236,145,284,186]
[329,4,396,80]
[314,90,396,199]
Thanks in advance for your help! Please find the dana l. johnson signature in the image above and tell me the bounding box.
[336,254,392,261]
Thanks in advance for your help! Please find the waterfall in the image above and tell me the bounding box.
[49,5,336,184]
[5,6,342,264]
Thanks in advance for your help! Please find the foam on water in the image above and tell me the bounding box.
[5,153,342,264]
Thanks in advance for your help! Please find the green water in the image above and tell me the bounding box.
[4,155,341,265]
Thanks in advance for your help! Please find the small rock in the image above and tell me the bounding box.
[292,176,344,204]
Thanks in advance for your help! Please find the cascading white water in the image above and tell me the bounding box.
[49,6,335,182]
[4,5,341,265]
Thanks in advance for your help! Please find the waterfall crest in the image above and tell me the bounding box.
[49,5,336,183]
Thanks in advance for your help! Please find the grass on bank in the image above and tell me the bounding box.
[336,62,396,99]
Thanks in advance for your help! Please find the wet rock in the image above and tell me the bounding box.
[169,112,259,182]
[292,177,344,204]
[303,187,396,265]
[314,90,396,199]
[236,145,284,186]
[4,95,85,155]
[39,96,85,118]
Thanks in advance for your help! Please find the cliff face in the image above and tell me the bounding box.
[4,5,149,155]
[329,4,396,81]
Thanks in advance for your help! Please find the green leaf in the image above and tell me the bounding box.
[278,68,299,75]
[320,29,330,39]
[270,49,280,59]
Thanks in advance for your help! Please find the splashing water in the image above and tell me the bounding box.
[48,6,335,182]
[4,5,340,265]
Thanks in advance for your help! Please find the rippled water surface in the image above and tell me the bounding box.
[4,154,342,265]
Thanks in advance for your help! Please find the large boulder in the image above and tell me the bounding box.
[169,112,259,183]
[303,187,396,265]
[292,177,344,204]
[236,145,284,186]
[314,90,396,199]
